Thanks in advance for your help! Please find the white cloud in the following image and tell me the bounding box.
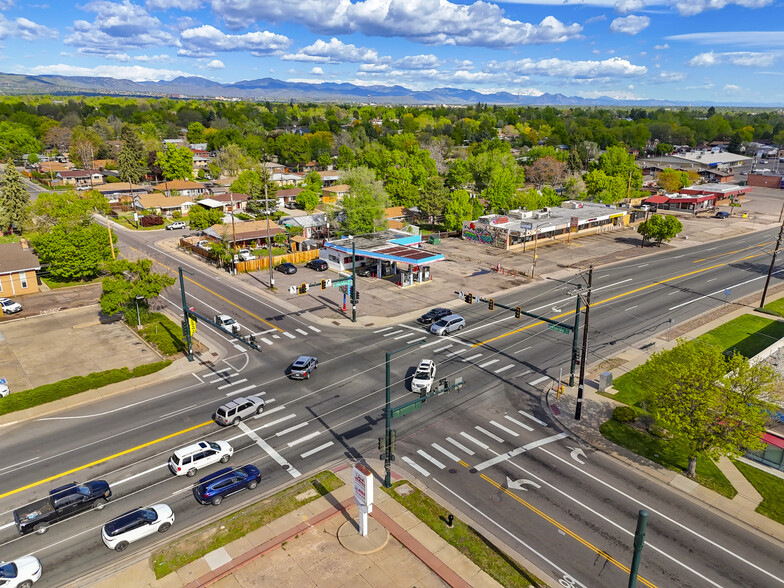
[212,0,582,49]
[654,43,669,49]
[671,0,771,15]
[179,25,290,57]
[204,59,224,69]
[134,53,170,62]
[0,14,57,41]
[498,0,774,15]
[688,50,777,67]
[723,83,741,91]
[358,62,390,72]
[105,52,131,62]
[311,66,324,75]
[609,15,650,35]
[614,0,644,13]
[146,0,202,9]
[282,37,379,63]
[668,31,784,47]
[653,71,687,82]
[393,54,440,69]
[23,63,192,81]
[488,56,647,79]
[66,0,173,54]
[0,0,14,9]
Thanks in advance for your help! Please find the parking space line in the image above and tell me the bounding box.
[308,326,321,333]
[276,421,309,436]
[431,443,460,462]
[225,384,257,397]
[479,359,499,369]
[460,432,489,450]
[504,415,534,431]
[494,364,514,374]
[401,456,430,477]
[301,442,333,459]
[218,378,247,390]
[288,431,320,447]
[490,420,519,437]
[476,426,504,443]
[417,450,445,469]
[238,422,301,478]
[519,410,548,427]
[283,332,296,339]
[446,437,475,455]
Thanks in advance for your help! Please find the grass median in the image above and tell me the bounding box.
[151,471,344,579]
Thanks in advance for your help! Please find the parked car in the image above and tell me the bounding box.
[165,220,187,230]
[355,266,376,278]
[417,308,451,325]
[289,355,318,380]
[13,481,112,535]
[305,259,328,271]
[411,359,436,394]
[101,504,174,552]
[715,211,731,219]
[0,555,42,588]
[639,204,650,212]
[195,465,261,506]
[0,298,22,314]
[168,440,233,477]
[430,314,466,336]
[196,240,211,250]
[0,382,8,398]
[234,248,257,262]
[214,314,240,334]
[275,262,297,275]
[213,396,266,426]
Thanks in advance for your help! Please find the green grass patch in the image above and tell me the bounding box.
[0,360,171,416]
[150,471,343,579]
[600,420,737,498]
[41,276,103,289]
[383,481,543,587]
[732,460,784,524]
[111,215,165,231]
[761,296,784,318]
[600,368,651,408]
[698,314,784,358]
[0,234,21,244]
[132,310,187,356]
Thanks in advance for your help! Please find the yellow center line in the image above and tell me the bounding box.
[693,241,771,263]
[129,246,283,332]
[473,250,768,348]
[479,473,657,588]
[0,420,213,500]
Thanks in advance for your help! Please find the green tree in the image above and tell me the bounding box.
[419,176,449,224]
[656,143,673,156]
[340,166,389,234]
[214,143,247,177]
[303,171,322,192]
[637,214,683,246]
[188,205,224,230]
[155,144,193,181]
[728,132,743,155]
[0,121,42,159]
[30,189,108,231]
[187,121,207,144]
[336,144,356,169]
[637,339,778,478]
[657,168,690,193]
[117,125,148,194]
[296,189,320,212]
[583,169,627,204]
[275,133,311,169]
[443,189,474,231]
[32,223,114,280]
[0,161,30,232]
[100,258,176,316]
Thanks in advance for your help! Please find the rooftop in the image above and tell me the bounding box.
[0,241,40,274]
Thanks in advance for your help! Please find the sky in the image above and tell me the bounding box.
[1,0,783,104]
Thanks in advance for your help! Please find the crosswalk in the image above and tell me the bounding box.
[226,324,321,352]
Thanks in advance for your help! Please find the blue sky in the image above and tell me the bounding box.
[1,0,782,103]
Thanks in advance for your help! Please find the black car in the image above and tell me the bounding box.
[195,465,261,506]
[715,211,731,219]
[355,266,376,278]
[418,308,452,325]
[274,262,297,275]
[306,259,328,271]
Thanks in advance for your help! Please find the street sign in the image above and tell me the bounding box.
[332,279,352,287]
[0,378,6,385]
[548,324,571,334]
[392,400,422,418]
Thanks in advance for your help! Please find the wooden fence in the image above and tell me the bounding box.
[237,249,319,272]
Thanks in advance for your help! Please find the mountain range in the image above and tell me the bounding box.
[0,71,737,106]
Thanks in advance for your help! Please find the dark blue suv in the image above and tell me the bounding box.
[195,465,261,506]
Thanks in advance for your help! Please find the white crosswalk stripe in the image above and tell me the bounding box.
[475,426,504,443]
[461,353,483,362]
[494,364,515,374]
[402,456,430,477]
[519,410,548,427]
[490,420,518,437]
[433,344,453,353]
[374,327,394,333]
[283,332,296,339]
[446,437,474,455]
[479,359,499,368]
[417,450,445,469]
[431,443,460,462]
[296,328,309,335]
[309,326,321,333]
[383,329,405,337]
[504,414,534,431]
[460,431,489,450]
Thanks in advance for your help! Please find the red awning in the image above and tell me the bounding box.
[762,432,784,449]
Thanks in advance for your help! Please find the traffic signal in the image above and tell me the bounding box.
[388,429,396,452]
[378,436,386,451]
[321,279,327,290]
[465,293,473,304]
[354,290,360,301]
[515,306,522,319]
[488,298,495,311]
[298,283,308,295]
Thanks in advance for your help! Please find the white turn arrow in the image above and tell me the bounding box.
[568,446,587,464]
[506,476,541,492]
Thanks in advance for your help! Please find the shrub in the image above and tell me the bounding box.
[172,210,182,219]
[140,215,164,227]
[612,405,637,423]
[105,175,121,183]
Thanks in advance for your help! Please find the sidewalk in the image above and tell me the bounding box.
[77,462,517,588]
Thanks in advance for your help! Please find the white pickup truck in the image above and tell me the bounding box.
[215,314,241,335]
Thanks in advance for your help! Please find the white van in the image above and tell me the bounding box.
[168,440,233,477]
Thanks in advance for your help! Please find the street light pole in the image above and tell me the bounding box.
[134,295,144,328]
[575,265,593,421]
[760,218,784,308]
[261,151,275,288]
[351,238,357,323]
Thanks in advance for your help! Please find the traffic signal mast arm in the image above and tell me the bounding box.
[185,308,263,352]
[461,292,573,331]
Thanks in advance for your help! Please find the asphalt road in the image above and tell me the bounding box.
[1,225,784,587]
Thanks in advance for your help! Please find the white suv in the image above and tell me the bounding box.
[0,298,22,314]
[411,360,436,393]
[168,440,233,477]
[430,314,466,336]
[101,504,174,552]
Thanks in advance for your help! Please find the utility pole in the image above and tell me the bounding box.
[569,285,581,386]
[351,238,357,323]
[575,265,593,421]
[262,152,275,288]
[760,220,784,308]
[229,190,237,274]
[531,229,539,278]
[628,510,649,588]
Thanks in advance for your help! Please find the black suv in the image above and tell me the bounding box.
[196,465,261,506]
[417,307,451,325]
[306,259,328,271]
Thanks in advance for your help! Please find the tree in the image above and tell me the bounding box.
[419,176,449,224]
[214,143,247,177]
[728,132,743,155]
[0,161,30,233]
[656,143,673,156]
[303,171,322,192]
[117,125,147,195]
[637,214,683,246]
[637,339,778,478]
[188,205,224,230]
[155,144,193,181]
[340,166,389,234]
[0,121,42,160]
[296,189,320,212]
[657,168,690,193]
[275,133,310,169]
[583,169,627,204]
[100,258,175,316]
[443,189,474,231]
[187,121,206,144]
[32,222,114,281]
[526,156,568,189]
[30,189,108,231]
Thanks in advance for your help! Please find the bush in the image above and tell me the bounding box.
[105,175,121,183]
[140,215,164,227]
[172,210,182,219]
[612,405,637,423]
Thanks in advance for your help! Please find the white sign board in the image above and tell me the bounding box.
[353,463,374,511]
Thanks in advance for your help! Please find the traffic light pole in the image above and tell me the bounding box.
[575,265,593,421]
[351,239,357,323]
[179,267,194,362]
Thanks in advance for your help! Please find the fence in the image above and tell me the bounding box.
[237,249,319,272]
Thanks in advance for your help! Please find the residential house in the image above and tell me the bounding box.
[151,180,207,198]
[0,241,41,295]
[317,170,340,186]
[385,206,412,230]
[278,187,303,207]
[322,184,350,203]
[279,213,330,240]
[55,170,104,188]
[38,161,72,176]
[301,161,319,172]
[94,182,152,203]
[135,193,195,217]
[210,192,250,212]
[202,219,284,248]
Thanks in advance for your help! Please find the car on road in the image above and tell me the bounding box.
[275,262,297,275]
[101,504,174,552]
[213,396,266,426]
[305,259,328,271]
[168,440,233,477]
[289,355,318,379]
[214,314,240,334]
[715,211,731,219]
[165,220,187,230]
[430,314,466,336]
[740,170,748,175]
[0,555,42,588]
[411,359,436,394]
[0,298,22,314]
[195,465,261,506]
[417,307,451,325]
[14,480,112,535]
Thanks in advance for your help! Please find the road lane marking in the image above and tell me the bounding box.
[446,348,467,357]
[706,278,718,282]
[490,420,519,437]
[374,327,394,333]
[519,410,548,427]
[669,269,784,311]
[283,332,296,339]
[288,431,320,447]
[461,353,483,362]
[528,375,549,386]
[0,521,15,531]
[667,291,678,295]
[473,432,569,471]
[431,443,460,462]
[417,450,445,469]
[479,359,499,368]
[192,373,203,383]
[276,422,309,436]
[504,415,534,432]
[494,364,514,374]
[446,437,474,455]
[113,463,169,486]
[245,413,296,432]
[296,329,309,336]
[405,337,425,344]
[218,378,247,390]
[460,432,489,449]
[514,347,531,355]
[433,344,453,353]
[401,456,429,477]
[308,326,321,333]
[0,420,214,499]
[261,338,273,346]
[475,426,504,443]
[238,422,301,478]
[637,263,648,268]
[0,457,39,474]
[301,442,333,459]
[394,332,414,340]
[397,323,427,332]
[625,305,638,310]
[225,384,257,397]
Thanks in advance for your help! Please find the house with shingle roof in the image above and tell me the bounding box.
[135,193,195,216]
[0,241,41,295]
[151,180,207,198]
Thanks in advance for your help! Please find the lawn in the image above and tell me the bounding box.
[384,481,543,587]
[761,295,784,318]
[697,314,784,358]
[127,309,187,356]
[600,368,650,408]
[600,420,737,498]
[41,276,103,290]
[0,234,20,244]
[732,460,784,525]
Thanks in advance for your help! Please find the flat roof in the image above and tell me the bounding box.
[326,231,444,265]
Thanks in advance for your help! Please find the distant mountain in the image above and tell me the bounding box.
[0,71,754,106]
